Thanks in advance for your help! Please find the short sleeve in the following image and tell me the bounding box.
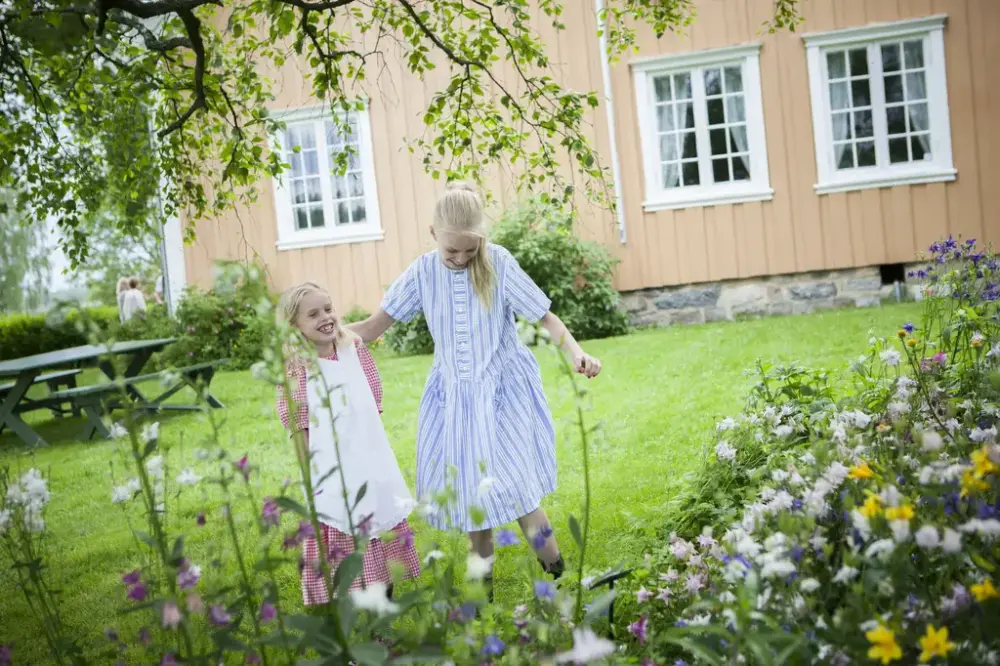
[381,260,422,323]
[500,248,551,322]
[276,364,309,433]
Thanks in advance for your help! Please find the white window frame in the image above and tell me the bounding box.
[631,43,773,212]
[270,103,384,251]
[803,15,955,195]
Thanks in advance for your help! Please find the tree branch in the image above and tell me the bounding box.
[158,8,206,136]
[273,0,356,11]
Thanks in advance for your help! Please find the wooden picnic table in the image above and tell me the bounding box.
[0,338,195,448]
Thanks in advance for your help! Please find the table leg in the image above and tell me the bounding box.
[99,351,152,405]
[0,372,47,448]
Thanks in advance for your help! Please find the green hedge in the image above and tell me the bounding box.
[0,307,120,361]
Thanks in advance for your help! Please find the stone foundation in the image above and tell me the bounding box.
[621,267,915,328]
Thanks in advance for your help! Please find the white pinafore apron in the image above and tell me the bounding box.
[305,342,413,538]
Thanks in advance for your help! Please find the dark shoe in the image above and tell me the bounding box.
[485,575,495,603]
[385,584,394,600]
[540,555,565,580]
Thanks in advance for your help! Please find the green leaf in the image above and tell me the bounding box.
[389,646,450,664]
[133,530,157,549]
[350,642,388,665]
[275,496,309,517]
[583,589,616,623]
[353,482,368,509]
[170,536,184,562]
[568,514,583,548]
[333,552,363,596]
[659,635,724,666]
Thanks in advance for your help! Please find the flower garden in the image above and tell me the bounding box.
[1,238,998,665]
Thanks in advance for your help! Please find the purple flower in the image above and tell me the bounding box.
[160,654,178,666]
[138,628,152,646]
[235,455,251,481]
[629,615,649,644]
[534,580,556,601]
[297,520,315,541]
[104,628,119,642]
[261,498,281,529]
[481,635,505,657]
[449,602,478,623]
[127,582,148,602]
[177,565,200,590]
[358,514,373,537]
[209,604,232,627]
[903,322,915,334]
[0,645,10,666]
[196,511,206,527]
[186,326,196,334]
[246,652,261,665]
[531,525,554,551]
[397,528,415,549]
[122,569,141,586]
[675,661,689,666]
[495,529,520,547]
[259,601,277,624]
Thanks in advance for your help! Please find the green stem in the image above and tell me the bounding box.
[223,500,270,666]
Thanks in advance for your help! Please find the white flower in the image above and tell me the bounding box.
[689,613,712,626]
[944,418,961,434]
[859,619,880,633]
[941,528,963,553]
[810,534,828,551]
[350,583,399,615]
[971,426,998,444]
[890,520,911,543]
[774,424,794,439]
[766,490,795,514]
[736,535,762,559]
[194,448,211,461]
[717,417,737,432]
[23,510,45,533]
[771,469,790,483]
[866,539,895,560]
[146,456,165,480]
[556,628,616,664]
[880,349,901,367]
[111,485,133,504]
[896,376,917,399]
[850,510,871,540]
[824,462,850,487]
[800,578,821,593]
[920,431,944,452]
[879,485,903,508]
[476,476,496,500]
[958,519,1000,537]
[109,422,129,439]
[888,401,911,422]
[175,468,201,486]
[423,550,446,565]
[763,533,787,553]
[800,452,817,466]
[141,422,160,444]
[126,477,141,494]
[988,343,1000,359]
[0,509,10,534]
[915,525,940,549]
[972,332,986,347]
[761,559,796,579]
[465,553,493,581]
[19,469,50,507]
[715,441,737,462]
[832,566,858,584]
[669,538,694,560]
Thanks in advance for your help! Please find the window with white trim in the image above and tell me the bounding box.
[803,15,955,194]
[631,44,772,211]
[271,104,383,251]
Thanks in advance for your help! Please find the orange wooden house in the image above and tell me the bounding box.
[163,0,1000,325]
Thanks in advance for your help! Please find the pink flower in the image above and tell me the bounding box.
[127,583,148,602]
[121,569,141,586]
[177,561,200,590]
[161,601,182,629]
[261,498,281,529]
[186,593,204,614]
[358,513,374,537]
[209,604,232,627]
[636,586,653,603]
[628,615,649,644]
[259,601,277,624]
[685,573,705,596]
[235,455,250,481]
[657,588,672,603]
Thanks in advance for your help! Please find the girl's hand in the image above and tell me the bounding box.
[573,352,602,379]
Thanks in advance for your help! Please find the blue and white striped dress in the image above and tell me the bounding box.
[382,244,556,532]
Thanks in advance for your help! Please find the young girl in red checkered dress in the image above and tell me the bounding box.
[276,282,420,606]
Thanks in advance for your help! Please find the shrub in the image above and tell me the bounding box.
[384,312,435,356]
[0,306,120,361]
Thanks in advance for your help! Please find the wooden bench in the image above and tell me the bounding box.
[42,360,228,440]
[0,369,83,423]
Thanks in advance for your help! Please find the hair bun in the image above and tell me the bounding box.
[445,180,476,193]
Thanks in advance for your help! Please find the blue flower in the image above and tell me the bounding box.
[481,635,505,657]
[531,525,554,551]
[674,620,688,628]
[791,498,804,511]
[674,660,689,666]
[534,580,556,601]
[790,546,805,562]
[903,322,915,334]
[495,529,520,548]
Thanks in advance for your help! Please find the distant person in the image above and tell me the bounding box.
[121,276,147,323]
[116,277,130,323]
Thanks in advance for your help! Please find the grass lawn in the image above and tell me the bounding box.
[0,303,920,663]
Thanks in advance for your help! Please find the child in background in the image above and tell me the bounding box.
[276,281,419,605]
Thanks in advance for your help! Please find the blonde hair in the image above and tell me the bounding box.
[434,181,495,307]
[278,282,356,350]
[116,278,129,293]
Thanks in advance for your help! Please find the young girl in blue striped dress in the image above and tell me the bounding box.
[350,181,602,592]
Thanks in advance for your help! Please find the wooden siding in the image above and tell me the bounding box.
[183,0,1000,312]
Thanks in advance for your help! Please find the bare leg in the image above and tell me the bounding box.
[517,507,561,566]
[467,528,495,559]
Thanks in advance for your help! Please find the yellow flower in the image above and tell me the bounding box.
[884,504,914,522]
[971,446,998,478]
[876,423,891,433]
[918,624,955,662]
[960,469,990,498]
[866,624,903,665]
[849,460,875,480]
[906,338,918,347]
[897,329,908,338]
[971,579,999,602]
[972,337,984,348]
[860,494,883,518]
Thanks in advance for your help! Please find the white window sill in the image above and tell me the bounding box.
[814,168,956,195]
[276,228,385,251]
[643,188,774,212]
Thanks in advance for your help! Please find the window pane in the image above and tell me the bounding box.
[732,155,750,180]
[657,106,675,132]
[853,110,873,138]
[325,121,345,149]
[704,68,723,96]
[682,162,700,186]
[836,144,855,170]
[304,150,319,175]
[707,98,725,125]
[348,172,364,197]
[659,135,679,162]
[724,66,743,93]
[906,72,927,101]
[337,201,351,225]
[306,177,322,202]
[827,51,847,79]
[351,199,367,223]
[347,151,361,171]
[881,44,901,73]
[710,128,728,156]
[848,48,868,76]
[911,135,930,161]
[832,112,851,141]
[889,137,909,163]
[857,141,876,167]
[726,96,746,123]
[908,103,929,132]
[729,125,748,153]
[674,73,692,100]
[332,176,347,199]
[662,163,681,189]
[309,205,325,228]
[681,132,698,159]
[886,106,906,135]
[347,119,359,144]
[292,179,306,205]
[851,79,871,107]
[712,158,730,183]
[654,76,672,102]
[903,40,924,69]
[290,152,304,177]
[295,207,309,230]
[829,82,850,110]
[884,75,904,103]
[678,102,695,129]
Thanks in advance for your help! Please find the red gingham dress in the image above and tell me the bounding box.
[276,340,420,605]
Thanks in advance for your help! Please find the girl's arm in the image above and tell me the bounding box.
[347,309,395,344]
[539,312,602,379]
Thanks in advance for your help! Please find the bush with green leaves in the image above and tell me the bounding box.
[0,306,119,361]
[383,312,436,357]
